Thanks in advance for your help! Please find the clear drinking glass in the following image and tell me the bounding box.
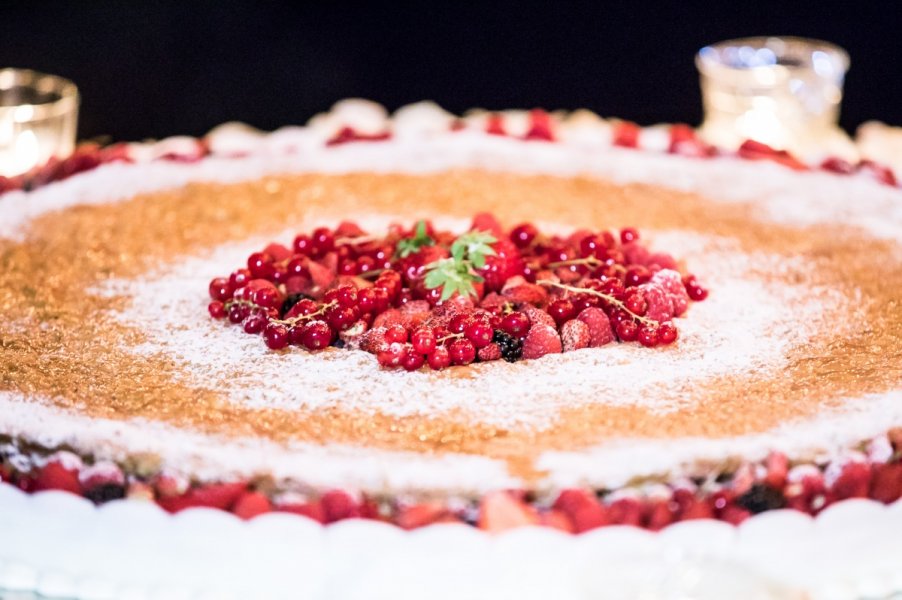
[696,37,849,156]
[0,68,79,177]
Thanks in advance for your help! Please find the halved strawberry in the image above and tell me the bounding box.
[561,319,590,352]
[613,121,640,148]
[553,489,610,533]
[576,307,615,347]
[539,509,574,532]
[470,212,504,238]
[478,491,539,532]
[870,462,902,503]
[396,503,450,530]
[607,497,643,526]
[262,243,292,262]
[33,460,83,495]
[502,283,548,305]
[276,501,326,523]
[156,482,247,513]
[320,490,362,522]
[523,109,555,142]
[233,491,273,520]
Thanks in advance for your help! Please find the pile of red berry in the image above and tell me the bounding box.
[206,214,708,371]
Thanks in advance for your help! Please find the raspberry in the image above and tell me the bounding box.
[477,343,502,362]
[521,305,556,330]
[501,282,548,305]
[521,324,562,360]
[576,307,615,347]
[561,319,590,352]
[651,269,690,317]
[638,282,674,323]
[233,491,273,520]
[553,489,610,533]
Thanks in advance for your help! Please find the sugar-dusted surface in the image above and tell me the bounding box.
[1,128,901,493]
[104,227,842,431]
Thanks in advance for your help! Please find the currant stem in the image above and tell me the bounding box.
[536,280,657,326]
[436,332,464,344]
[546,256,604,269]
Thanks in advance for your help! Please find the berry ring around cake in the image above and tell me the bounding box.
[1,100,901,599]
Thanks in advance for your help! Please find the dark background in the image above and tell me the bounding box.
[3,2,901,141]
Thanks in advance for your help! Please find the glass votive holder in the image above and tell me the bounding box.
[696,37,849,157]
[0,68,79,177]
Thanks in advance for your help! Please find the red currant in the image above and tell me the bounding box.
[208,277,233,301]
[228,303,250,324]
[624,292,648,316]
[448,314,470,334]
[657,322,678,345]
[229,268,251,289]
[620,227,640,244]
[402,351,425,371]
[427,346,452,370]
[510,223,538,248]
[501,312,530,338]
[384,324,409,344]
[263,323,289,349]
[247,252,275,280]
[311,227,335,256]
[449,339,476,365]
[547,299,576,327]
[301,321,333,350]
[243,314,267,334]
[253,287,282,310]
[357,288,376,313]
[208,301,226,319]
[637,324,659,347]
[616,320,638,342]
[624,266,650,288]
[411,328,437,354]
[293,234,312,255]
[377,342,408,368]
[464,321,493,348]
[336,286,358,308]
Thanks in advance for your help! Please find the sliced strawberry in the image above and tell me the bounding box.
[478,491,539,532]
[764,452,789,490]
[33,460,83,495]
[479,292,509,310]
[277,501,326,523]
[335,220,366,238]
[502,283,548,305]
[521,324,562,360]
[263,243,292,262]
[576,307,615,347]
[820,156,855,175]
[523,109,555,141]
[540,509,574,532]
[233,491,272,520]
[613,121,640,148]
[396,503,450,530]
[553,489,609,533]
[284,274,312,296]
[737,140,807,171]
[719,505,752,525]
[857,160,898,186]
[156,482,247,513]
[679,498,715,521]
[561,319,590,352]
[645,500,675,531]
[608,497,643,526]
[306,259,336,291]
[485,113,506,136]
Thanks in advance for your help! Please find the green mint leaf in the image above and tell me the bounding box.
[395,220,435,258]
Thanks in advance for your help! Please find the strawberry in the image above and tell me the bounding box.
[153,471,189,498]
[284,274,312,296]
[719,505,752,525]
[399,245,450,285]
[576,307,615,347]
[645,500,675,531]
[477,343,502,362]
[608,497,643,526]
[320,490,362,522]
[306,259,336,292]
[539,509,575,532]
[478,491,539,532]
[638,282,674,323]
[276,501,326,523]
[33,459,83,495]
[820,156,855,174]
[359,327,388,353]
[857,160,898,186]
[479,292,509,311]
[156,482,247,513]
[233,491,273,520]
[523,109,555,142]
[829,460,872,500]
[396,503,450,530]
[553,489,609,533]
[561,319,590,352]
[521,305,556,330]
[470,212,504,238]
[613,121,640,148]
[870,462,902,503]
[679,498,715,521]
[521,324,562,360]
[335,220,365,238]
[764,452,789,490]
[372,308,406,330]
[668,124,715,158]
[737,140,807,171]
[502,283,548,305]
[262,243,292,262]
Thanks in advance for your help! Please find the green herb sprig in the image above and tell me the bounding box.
[395,220,435,258]
[423,230,497,300]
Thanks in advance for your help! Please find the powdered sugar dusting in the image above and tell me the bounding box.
[102,226,840,432]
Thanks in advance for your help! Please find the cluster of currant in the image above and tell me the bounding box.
[205,214,708,370]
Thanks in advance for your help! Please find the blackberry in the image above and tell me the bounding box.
[280,293,311,317]
[492,329,523,363]
[736,483,786,514]
[84,483,126,505]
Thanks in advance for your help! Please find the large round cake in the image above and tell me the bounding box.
[1,100,901,599]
